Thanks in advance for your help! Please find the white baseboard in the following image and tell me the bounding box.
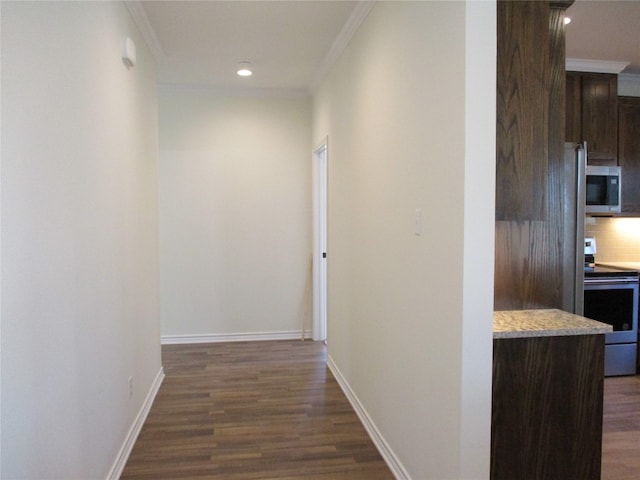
[161,330,312,345]
[327,355,410,480]
[106,366,165,480]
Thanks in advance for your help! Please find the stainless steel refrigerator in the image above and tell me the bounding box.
[562,141,587,316]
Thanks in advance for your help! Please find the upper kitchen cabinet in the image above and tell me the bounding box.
[618,96,640,214]
[565,72,618,164]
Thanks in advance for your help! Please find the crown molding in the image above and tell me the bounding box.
[618,73,640,97]
[309,1,376,94]
[566,58,630,74]
[619,73,640,84]
[124,0,165,62]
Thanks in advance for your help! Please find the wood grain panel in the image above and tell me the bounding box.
[491,334,605,480]
[494,221,559,310]
[618,97,640,214]
[494,1,570,311]
[496,0,549,222]
[121,341,393,479]
[547,6,569,310]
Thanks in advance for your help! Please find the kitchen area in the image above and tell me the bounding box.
[566,56,640,380]
[568,147,640,378]
[492,1,640,479]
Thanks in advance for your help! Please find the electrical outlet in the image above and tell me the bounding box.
[128,376,133,399]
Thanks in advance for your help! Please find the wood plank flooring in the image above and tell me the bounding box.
[122,340,640,479]
[121,340,394,480]
[602,375,640,480]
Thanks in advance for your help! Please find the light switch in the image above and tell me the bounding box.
[122,37,136,68]
[414,208,422,236]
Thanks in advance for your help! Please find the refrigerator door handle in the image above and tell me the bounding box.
[574,142,587,316]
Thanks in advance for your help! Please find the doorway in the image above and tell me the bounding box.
[312,141,328,342]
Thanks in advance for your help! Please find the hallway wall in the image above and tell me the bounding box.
[158,89,312,340]
[312,1,496,477]
[1,2,161,478]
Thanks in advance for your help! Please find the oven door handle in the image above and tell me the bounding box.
[584,277,639,285]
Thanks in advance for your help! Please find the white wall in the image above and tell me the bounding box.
[158,89,312,340]
[312,2,495,478]
[1,2,161,478]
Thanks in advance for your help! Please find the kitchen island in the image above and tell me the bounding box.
[492,309,612,480]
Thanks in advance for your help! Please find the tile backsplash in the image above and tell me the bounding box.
[585,217,640,262]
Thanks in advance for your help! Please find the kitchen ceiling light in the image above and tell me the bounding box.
[237,62,252,77]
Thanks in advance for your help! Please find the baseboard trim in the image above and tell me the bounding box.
[327,355,410,480]
[106,366,165,480]
[161,330,312,345]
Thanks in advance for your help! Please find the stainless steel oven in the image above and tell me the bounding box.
[584,274,638,376]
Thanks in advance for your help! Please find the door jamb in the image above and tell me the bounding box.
[312,139,328,342]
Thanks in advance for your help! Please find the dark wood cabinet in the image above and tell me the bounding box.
[619,96,640,214]
[565,72,618,164]
[492,334,605,480]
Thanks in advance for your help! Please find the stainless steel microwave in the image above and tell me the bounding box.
[586,165,621,214]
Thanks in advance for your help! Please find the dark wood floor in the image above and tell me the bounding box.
[602,375,640,480]
[122,340,640,480]
[121,340,394,479]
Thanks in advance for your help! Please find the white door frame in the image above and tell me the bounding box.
[312,140,328,342]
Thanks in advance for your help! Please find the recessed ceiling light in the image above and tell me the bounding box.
[237,62,252,77]
[564,16,571,25]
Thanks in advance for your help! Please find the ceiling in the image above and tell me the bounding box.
[565,0,640,75]
[126,0,365,92]
[126,0,640,92]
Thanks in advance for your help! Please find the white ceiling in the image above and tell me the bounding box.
[565,0,640,75]
[126,0,365,92]
[127,0,640,92]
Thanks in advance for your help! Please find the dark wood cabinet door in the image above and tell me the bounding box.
[564,72,618,164]
[565,72,582,143]
[619,97,640,213]
[581,73,618,162]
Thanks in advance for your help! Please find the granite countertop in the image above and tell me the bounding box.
[494,309,612,339]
